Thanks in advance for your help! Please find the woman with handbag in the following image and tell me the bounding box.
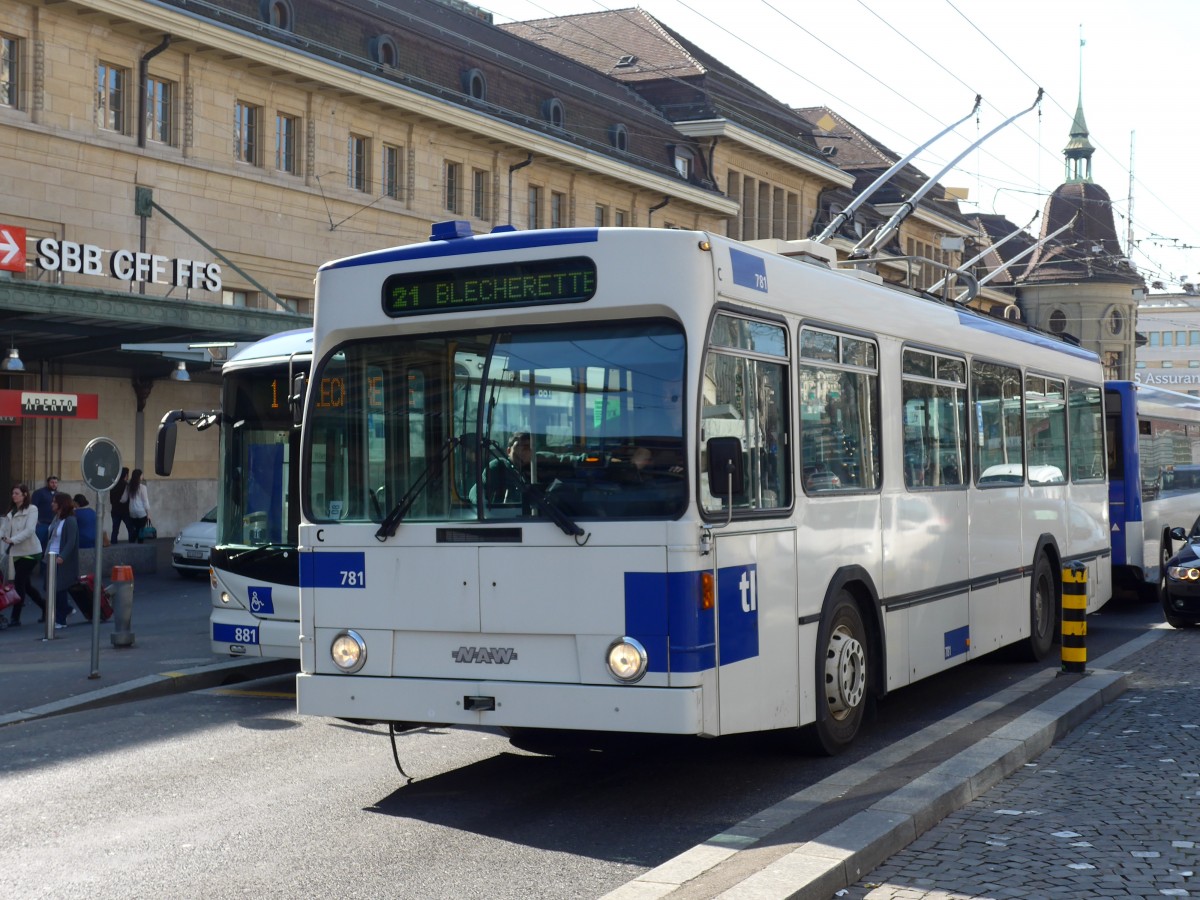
[1,482,44,628]
[124,468,151,544]
[44,492,79,630]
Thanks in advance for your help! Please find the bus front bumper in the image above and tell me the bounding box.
[296,673,706,735]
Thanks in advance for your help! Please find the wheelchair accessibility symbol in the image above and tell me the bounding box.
[248,586,275,615]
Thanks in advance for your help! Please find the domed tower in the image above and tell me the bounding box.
[1015,77,1144,380]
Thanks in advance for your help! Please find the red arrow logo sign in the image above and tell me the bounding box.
[0,225,26,273]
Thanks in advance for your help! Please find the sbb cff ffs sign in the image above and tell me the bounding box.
[0,391,99,419]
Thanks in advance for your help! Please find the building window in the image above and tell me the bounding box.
[595,204,609,227]
[551,191,565,229]
[145,77,174,145]
[234,101,260,165]
[462,68,486,101]
[383,144,403,199]
[444,161,462,213]
[1149,332,1161,347]
[96,63,129,133]
[370,34,398,67]
[348,134,369,192]
[264,0,294,30]
[1163,361,1174,368]
[276,113,299,174]
[615,209,626,227]
[1178,331,1187,346]
[472,169,489,219]
[1048,310,1067,333]
[1164,332,1175,348]
[1,35,20,109]
[542,97,565,129]
[222,289,248,307]
[674,147,693,180]
[528,185,543,229]
[609,123,628,151]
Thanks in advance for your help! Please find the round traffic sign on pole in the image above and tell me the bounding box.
[81,437,122,493]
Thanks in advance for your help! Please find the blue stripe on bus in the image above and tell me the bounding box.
[320,228,600,271]
[624,565,760,673]
[944,625,969,659]
[299,552,367,588]
[956,310,1098,362]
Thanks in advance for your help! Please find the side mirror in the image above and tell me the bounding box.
[154,409,184,477]
[290,372,307,428]
[1171,526,1188,542]
[706,436,745,498]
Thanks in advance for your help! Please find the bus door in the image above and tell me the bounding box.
[701,317,796,735]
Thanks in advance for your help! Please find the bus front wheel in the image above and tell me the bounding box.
[804,591,869,755]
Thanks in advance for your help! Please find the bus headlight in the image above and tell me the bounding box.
[1168,565,1200,582]
[331,630,367,673]
[606,637,647,683]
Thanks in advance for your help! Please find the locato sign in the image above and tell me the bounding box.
[35,238,222,292]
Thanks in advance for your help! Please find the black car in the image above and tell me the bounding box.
[1162,526,1200,628]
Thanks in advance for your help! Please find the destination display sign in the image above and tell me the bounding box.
[382,257,596,317]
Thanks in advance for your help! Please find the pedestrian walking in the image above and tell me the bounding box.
[109,467,130,543]
[43,492,79,630]
[124,469,151,543]
[0,483,44,627]
[30,475,58,553]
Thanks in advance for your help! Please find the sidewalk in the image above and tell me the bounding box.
[0,539,294,727]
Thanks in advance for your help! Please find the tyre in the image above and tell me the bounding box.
[803,591,869,756]
[1163,611,1198,629]
[1022,554,1057,662]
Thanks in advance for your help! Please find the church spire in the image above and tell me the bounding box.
[1064,27,1094,183]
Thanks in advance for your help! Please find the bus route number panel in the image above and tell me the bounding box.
[382,257,597,317]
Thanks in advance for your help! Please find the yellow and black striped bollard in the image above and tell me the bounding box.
[1061,561,1087,674]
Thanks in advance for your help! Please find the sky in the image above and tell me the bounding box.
[478,0,1200,294]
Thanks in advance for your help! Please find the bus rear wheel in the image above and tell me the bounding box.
[804,592,869,755]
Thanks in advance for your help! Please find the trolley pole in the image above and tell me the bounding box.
[1061,561,1087,674]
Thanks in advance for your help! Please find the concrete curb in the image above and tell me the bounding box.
[0,657,296,728]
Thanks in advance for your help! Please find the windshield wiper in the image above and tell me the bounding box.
[375,435,462,541]
[482,440,585,538]
[226,543,293,563]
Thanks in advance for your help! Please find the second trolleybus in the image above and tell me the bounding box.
[1105,379,1200,601]
[295,223,1112,754]
[157,329,310,658]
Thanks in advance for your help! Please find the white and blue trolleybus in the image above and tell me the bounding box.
[295,223,1111,753]
[1105,379,1200,601]
[157,329,310,658]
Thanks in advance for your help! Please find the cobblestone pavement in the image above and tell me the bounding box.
[837,625,1200,900]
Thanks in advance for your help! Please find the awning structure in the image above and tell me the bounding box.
[0,278,310,378]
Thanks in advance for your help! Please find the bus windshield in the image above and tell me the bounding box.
[220,365,301,550]
[305,320,687,524]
